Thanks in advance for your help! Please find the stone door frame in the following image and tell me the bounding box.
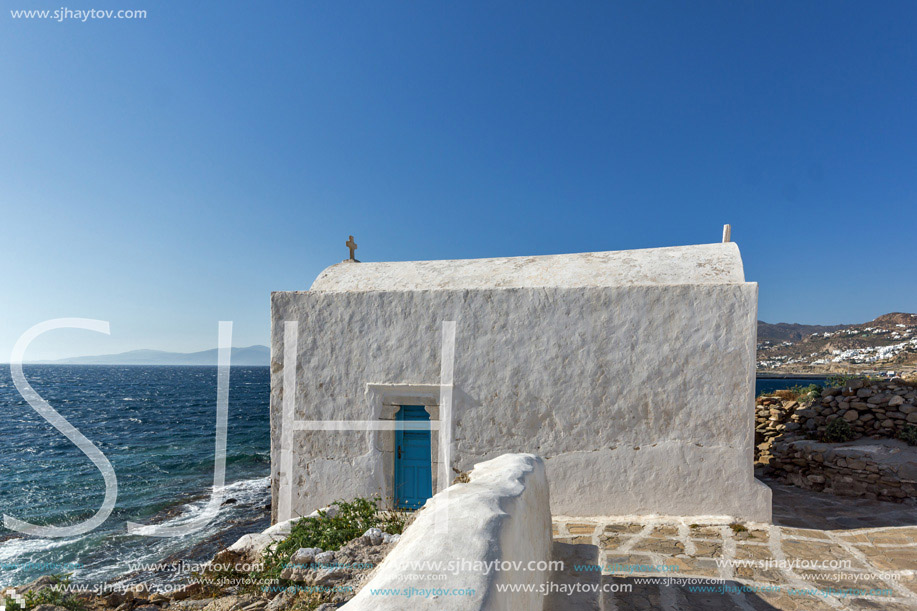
[366,383,441,509]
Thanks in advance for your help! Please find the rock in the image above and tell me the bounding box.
[382,533,401,545]
[279,565,303,581]
[150,593,170,603]
[857,388,873,398]
[15,576,60,595]
[362,528,384,546]
[202,596,244,611]
[104,592,126,607]
[265,590,295,611]
[32,606,67,611]
[224,532,285,564]
[228,595,260,611]
[899,463,917,482]
[291,547,322,565]
[134,606,160,611]
[211,548,244,569]
[908,413,917,423]
[314,551,335,565]
[889,395,905,407]
[312,567,348,586]
[171,583,203,601]
[843,410,859,421]
[868,395,886,405]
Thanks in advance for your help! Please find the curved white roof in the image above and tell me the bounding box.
[310,242,745,292]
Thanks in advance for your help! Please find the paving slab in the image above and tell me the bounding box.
[550,477,917,610]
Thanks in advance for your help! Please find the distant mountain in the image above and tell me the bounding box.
[757,321,848,342]
[41,345,269,366]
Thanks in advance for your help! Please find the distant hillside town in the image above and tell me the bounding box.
[757,312,917,376]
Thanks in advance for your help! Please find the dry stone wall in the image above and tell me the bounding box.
[756,378,917,503]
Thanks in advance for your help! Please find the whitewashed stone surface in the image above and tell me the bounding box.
[311,242,745,292]
[271,244,770,522]
[342,453,552,611]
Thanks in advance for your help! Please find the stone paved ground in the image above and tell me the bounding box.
[549,479,917,610]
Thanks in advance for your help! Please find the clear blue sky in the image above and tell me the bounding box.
[1,1,915,360]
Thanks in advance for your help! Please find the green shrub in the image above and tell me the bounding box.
[768,383,823,401]
[198,497,410,599]
[791,384,822,400]
[898,425,917,446]
[822,418,855,443]
[826,374,859,388]
[5,577,86,611]
[1,596,21,611]
[270,497,403,559]
[253,496,407,584]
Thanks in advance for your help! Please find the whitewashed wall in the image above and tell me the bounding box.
[342,453,552,611]
[270,282,771,522]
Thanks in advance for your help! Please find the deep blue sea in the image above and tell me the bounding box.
[0,365,271,589]
[755,377,828,396]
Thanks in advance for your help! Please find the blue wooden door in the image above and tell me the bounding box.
[395,406,433,509]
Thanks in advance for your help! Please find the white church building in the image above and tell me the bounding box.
[269,239,772,523]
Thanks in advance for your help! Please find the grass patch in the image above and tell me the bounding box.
[729,523,748,534]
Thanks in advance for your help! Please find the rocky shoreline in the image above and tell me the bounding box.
[3,505,407,611]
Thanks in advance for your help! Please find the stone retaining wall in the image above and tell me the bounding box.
[756,378,917,503]
[765,438,916,503]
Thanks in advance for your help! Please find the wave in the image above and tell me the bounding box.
[0,533,85,562]
[0,476,271,589]
[135,476,270,529]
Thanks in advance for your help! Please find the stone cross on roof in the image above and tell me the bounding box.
[346,235,359,262]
